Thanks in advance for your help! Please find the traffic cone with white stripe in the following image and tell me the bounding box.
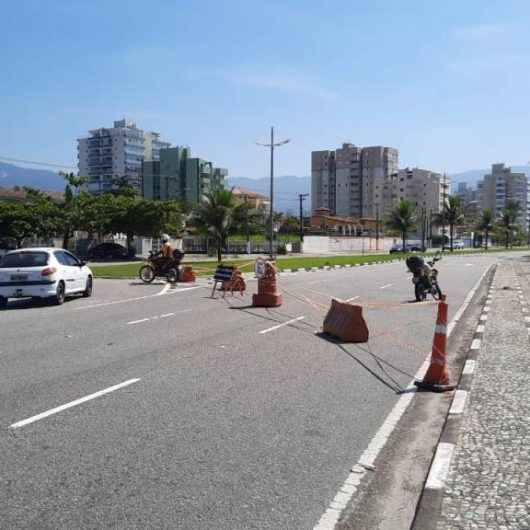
[414,295,456,392]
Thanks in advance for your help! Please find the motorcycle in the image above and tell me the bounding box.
[406,254,443,302]
[139,250,184,284]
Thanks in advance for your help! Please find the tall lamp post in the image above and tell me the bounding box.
[257,127,290,259]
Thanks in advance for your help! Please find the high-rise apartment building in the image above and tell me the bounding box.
[142,147,227,205]
[383,168,450,216]
[311,143,398,218]
[77,119,170,194]
[479,163,528,226]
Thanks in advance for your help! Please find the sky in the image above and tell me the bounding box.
[2,0,530,178]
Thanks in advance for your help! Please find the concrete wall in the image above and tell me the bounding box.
[302,235,397,254]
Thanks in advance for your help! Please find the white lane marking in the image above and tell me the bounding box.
[259,316,305,334]
[157,283,172,296]
[314,263,493,529]
[523,308,528,313]
[476,325,485,333]
[425,443,455,490]
[483,306,490,313]
[127,309,191,325]
[466,263,473,266]
[462,359,476,375]
[9,378,141,429]
[525,317,530,323]
[127,318,150,325]
[345,296,360,302]
[75,286,201,311]
[479,314,488,322]
[449,390,468,414]
[380,283,392,290]
[470,338,481,350]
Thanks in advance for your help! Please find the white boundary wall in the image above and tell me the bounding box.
[302,235,397,254]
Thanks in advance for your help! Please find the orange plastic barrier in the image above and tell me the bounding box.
[180,266,196,282]
[322,299,369,343]
[414,295,455,392]
[252,260,282,307]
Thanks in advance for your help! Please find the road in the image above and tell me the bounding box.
[0,255,498,529]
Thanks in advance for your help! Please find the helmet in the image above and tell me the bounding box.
[161,234,170,243]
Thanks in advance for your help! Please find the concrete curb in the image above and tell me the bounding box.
[411,265,496,530]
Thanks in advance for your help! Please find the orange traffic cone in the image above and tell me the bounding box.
[414,295,456,392]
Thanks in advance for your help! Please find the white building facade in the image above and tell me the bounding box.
[78,119,170,194]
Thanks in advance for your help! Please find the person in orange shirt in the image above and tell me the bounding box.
[161,234,173,259]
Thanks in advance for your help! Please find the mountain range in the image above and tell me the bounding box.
[2,160,530,212]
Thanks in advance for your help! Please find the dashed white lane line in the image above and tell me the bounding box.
[479,314,488,322]
[380,283,393,290]
[9,378,141,429]
[127,309,191,325]
[476,325,485,334]
[483,306,490,313]
[259,316,305,334]
[462,359,476,375]
[449,390,468,414]
[425,443,455,490]
[75,286,201,310]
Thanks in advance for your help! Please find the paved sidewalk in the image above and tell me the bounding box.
[436,260,530,530]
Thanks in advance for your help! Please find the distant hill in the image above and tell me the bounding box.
[226,175,310,214]
[0,161,65,191]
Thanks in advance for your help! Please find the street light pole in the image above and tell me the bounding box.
[299,193,309,243]
[257,127,290,259]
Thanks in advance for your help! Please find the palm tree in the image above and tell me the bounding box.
[386,200,417,252]
[434,195,464,251]
[476,209,493,250]
[193,188,236,262]
[497,200,521,248]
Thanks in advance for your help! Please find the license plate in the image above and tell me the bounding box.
[11,274,28,281]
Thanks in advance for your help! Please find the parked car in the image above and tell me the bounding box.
[87,242,130,261]
[0,248,93,308]
[389,243,422,253]
[452,240,465,249]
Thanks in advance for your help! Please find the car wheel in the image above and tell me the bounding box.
[0,296,7,309]
[52,281,66,305]
[83,276,93,297]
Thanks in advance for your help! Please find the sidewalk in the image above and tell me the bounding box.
[432,260,530,529]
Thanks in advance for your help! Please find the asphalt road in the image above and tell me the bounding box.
[0,255,498,529]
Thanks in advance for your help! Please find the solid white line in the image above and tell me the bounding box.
[160,313,175,318]
[127,318,150,325]
[259,316,305,334]
[470,338,481,350]
[462,359,476,375]
[9,378,141,429]
[380,283,392,289]
[425,443,455,489]
[449,390,468,414]
[313,263,493,529]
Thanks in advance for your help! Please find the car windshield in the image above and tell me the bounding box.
[0,252,49,268]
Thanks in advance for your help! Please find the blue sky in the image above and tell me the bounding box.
[2,0,530,178]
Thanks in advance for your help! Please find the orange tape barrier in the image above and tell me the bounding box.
[322,299,369,343]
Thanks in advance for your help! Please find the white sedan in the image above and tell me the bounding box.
[0,248,93,308]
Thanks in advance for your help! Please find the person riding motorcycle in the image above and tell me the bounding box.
[158,234,174,272]
[406,255,432,290]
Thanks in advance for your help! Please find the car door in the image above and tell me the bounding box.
[63,251,86,291]
[54,251,78,293]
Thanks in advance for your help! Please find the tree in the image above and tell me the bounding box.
[192,189,236,262]
[0,201,34,247]
[434,195,464,251]
[496,200,522,248]
[476,209,493,250]
[58,173,88,249]
[386,200,417,252]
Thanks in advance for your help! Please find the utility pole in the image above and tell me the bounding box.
[257,127,290,259]
[299,193,309,242]
[244,197,250,254]
[375,204,380,251]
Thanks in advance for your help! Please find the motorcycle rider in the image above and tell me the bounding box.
[160,234,173,272]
